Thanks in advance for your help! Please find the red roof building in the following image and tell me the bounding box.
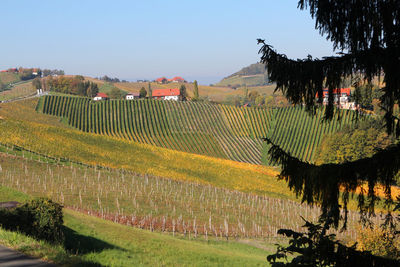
[155,77,167,83]
[93,92,109,100]
[153,88,181,101]
[153,88,180,97]
[316,88,351,98]
[97,93,109,98]
[172,76,185,83]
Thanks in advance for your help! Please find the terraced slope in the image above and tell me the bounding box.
[38,95,356,164]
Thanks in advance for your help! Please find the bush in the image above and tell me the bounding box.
[0,198,64,243]
[356,226,400,259]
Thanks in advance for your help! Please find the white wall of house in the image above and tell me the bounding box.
[164,95,179,101]
[126,95,138,100]
[93,96,104,101]
[340,96,349,103]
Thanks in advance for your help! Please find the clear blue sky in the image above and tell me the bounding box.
[1,0,336,84]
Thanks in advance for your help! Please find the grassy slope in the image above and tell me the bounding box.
[0,98,292,199]
[0,186,272,266]
[0,72,20,84]
[216,74,266,87]
[0,81,35,101]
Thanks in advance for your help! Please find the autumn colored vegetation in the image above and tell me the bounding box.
[0,152,371,241]
[38,95,357,165]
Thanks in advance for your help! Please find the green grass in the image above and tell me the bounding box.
[0,152,324,239]
[0,186,274,266]
[98,82,118,95]
[0,72,20,84]
[216,74,267,87]
[0,81,36,101]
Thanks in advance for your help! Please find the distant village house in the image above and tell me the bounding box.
[171,76,185,83]
[125,92,140,100]
[155,76,186,84]
[93,93,109,101]
[156,77,168,84]
[152,88,181,101]
[317,88,357,110]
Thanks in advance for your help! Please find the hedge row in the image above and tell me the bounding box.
[0,198,64,243]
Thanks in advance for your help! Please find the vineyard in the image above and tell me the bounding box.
[0,153,370,241]
[38,95,357,165]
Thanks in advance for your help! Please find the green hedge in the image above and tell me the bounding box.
[0,198,64,243]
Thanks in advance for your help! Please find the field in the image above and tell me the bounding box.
[0,98,291,198]
[97,79,235,102]
[0,88,387,265]
[38,95,357,165]
[65,76,281,103]
[216,74,267,87]
[0,72,20,84]
[0,151,366,242]
[0,81,36,101]
[0,186,274,266]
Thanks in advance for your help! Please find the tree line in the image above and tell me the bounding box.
[42,76,99,97]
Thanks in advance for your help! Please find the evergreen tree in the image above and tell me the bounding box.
[193,80,199,100]
[260,1,400,265]
[243,86,249,105]
[259,0,400,228]
[139,87,147,98]
[148,82,152,98]
[179,85,187,101]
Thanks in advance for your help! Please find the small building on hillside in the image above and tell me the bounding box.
[172,76,185,83]
[125,92,140,100]
[152,88,181,101]
[155,77,167,84]
[317,88,357,110]
[93,93,109,101]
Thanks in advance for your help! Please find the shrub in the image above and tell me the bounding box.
[0,198,64,243]
[356,226,400,260]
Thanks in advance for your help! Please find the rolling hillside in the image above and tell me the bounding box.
[216,63,269,87]
[0,72,21,84]
[38,95,357,165]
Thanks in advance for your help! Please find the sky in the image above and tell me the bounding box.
[1,1,337,84]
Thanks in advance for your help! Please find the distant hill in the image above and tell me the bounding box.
[216,63,270,88]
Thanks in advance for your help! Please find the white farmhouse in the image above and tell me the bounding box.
[125,93,140,100]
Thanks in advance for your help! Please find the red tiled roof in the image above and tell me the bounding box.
[156,77,167,82]
[316,88,351,98]
[152,88,180,97]
[96,93,108,98]
[172,76,184,81]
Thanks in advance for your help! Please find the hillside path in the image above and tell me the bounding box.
[0,245,57,267]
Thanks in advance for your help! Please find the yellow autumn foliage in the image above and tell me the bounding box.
[0,99,292,199]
